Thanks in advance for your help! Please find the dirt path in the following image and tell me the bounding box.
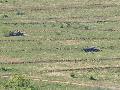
[1,66,120,75]
[29,76,120,90]
[1,74,120,90]
[41,80,120,90]
[39,66,120,73]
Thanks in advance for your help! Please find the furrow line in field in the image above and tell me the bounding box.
[2,19,120,25]
[32,78,120,90]
[25,29,120,32]
[1,13,120,20]
[0,3,119,12]
[1,75,120,90]
[52,38,120,40]
[0,37,120,42]
[1,16,120,24]
[0,39,38,42]
[40,66,120,73]
[0,57,120,65]
[40,80,120,90]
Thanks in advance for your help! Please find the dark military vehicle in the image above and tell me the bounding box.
[83,47,101,52]
[5,30,26,37]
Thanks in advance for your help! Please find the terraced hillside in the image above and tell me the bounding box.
[0,0,120,90]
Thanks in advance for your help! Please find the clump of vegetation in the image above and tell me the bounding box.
[42,23,46,27]
[0,67,15,72]
[65,22,71,28]
[16,10,25,16]
[3,74,38,90]
[51,23,56,27]
[70,73,77,78]
[2,14,8,18]
[55,32,61,35]
[79,25,90,30]
[60,24,64,28]
[89,76,97,80]
[84,26,89,30]
[0,0,8,3]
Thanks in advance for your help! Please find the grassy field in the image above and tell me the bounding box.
[0,0,120,90]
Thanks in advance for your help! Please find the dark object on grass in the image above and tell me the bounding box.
[2,15,8,18]
[16,11,25,15]
[90,76,97,80]
[5,0,8,2]
[70,73,77,78]
[5,30,25,37]
[83,47,101,52]
[9,30,24,36]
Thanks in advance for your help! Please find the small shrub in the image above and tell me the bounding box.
[0,67,15,72]
[16,11,25,15]
[1,67,8,71]
[2,15,8,18]
[89,76,97,80]
[84,26,89,30]
[5,0,8,2]
[42,23,46,27]
[60,24,64,28]
[79,25,90,30]
[4,74,38,90]
[51,24,56,27]
[56,32,61,35]
[70,73,77,78]
[0,0,8,3]
[65,22,71,28]
[5,75,29,88]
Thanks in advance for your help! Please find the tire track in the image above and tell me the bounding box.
[24,29,120,33]
[0,39,38,42]
[2,15,120,25]
[0,37,120,43]
[0,3,119,12]
[40,66,120,73]
[0,57,120,65]
[3,19,120,25]
[1,74,120,90]
[1,66,120,90]
[52,37,120,40]
[35,79,120,90]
